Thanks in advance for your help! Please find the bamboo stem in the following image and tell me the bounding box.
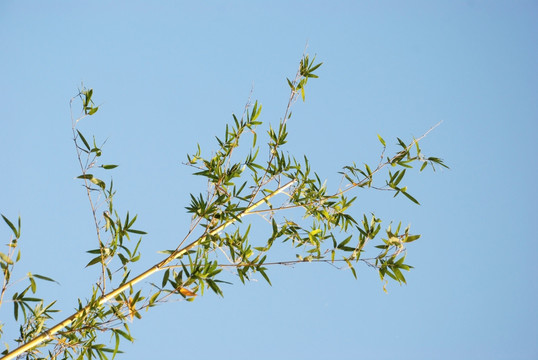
[1,180,295,360]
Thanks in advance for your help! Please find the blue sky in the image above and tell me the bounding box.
[1,1,537,359]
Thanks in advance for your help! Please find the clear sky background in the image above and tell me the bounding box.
[1,1,537,359]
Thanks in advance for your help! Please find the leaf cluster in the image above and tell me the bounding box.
[0,54,447,360]
[0,215,59,359]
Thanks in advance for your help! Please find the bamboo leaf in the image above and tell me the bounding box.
[88,106,99,115]
[377,134,386,147]
[77,174,94,180]
[126,229,147,235]
[33,274,58,283]
[85,256,103,267]
[77,130,91,151]
[162,269,170,288]
[401,190,420,205]
[1,215,19,238]
[258,268,272,286]
[0,252,13,265]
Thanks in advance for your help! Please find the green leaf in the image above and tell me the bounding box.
[0,252,13,265]
[1,214,19,238]
[337,235,352,249]
[309,229,322,236]
[397,161,413,168]
[13,299,18,320]
[392,267,406,284]
[115,329,133,342]
[394,169,406,186]
[162,269,170,288]
[29,276,37,293]
[33,274,58,283]
[20,297,41,302]
[77,130,91,151]
[90,145,102,157]
[286,78,295,90]
[258,268,272,286]
[377,134,386,147]
[385,269,398,281]
[88,106,99,115]
[420,162,428,172]
[126,229,147,235]
[401,190,420,205]
[206,279,223,296]
[77,174,94,180]
[149,291,160,307]
[350,266,357,279]
[344,259,357,279]
[85,256,103,267]
[112,332,120,359]
[309,61,323,72]
[101,165,119,170]
[404,234,421,243]
[90,177,106,190]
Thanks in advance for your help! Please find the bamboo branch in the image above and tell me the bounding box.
[1,180,295,360]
